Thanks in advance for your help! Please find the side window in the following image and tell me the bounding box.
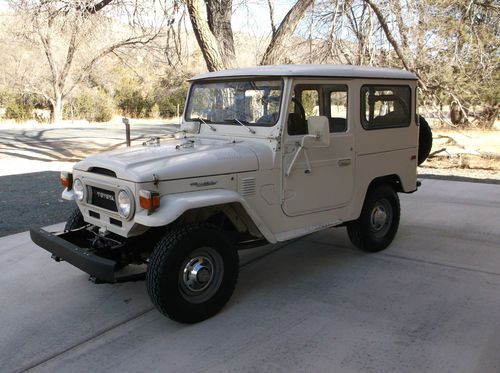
[287,86,319,136]
[327,87,348,132]
[301,90,319,119]
[361,85,411,129]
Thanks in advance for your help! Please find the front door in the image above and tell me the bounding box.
[282,82,354,216]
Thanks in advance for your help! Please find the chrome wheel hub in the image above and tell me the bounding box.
[178,247,224,304]
[369,198,393,237]
[371,205,388,231]
[182,257,214,292]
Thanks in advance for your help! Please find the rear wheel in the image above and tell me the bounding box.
[146,222,239,323]
[347,184,400,252]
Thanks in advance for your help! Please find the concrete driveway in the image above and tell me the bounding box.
[1,179,499,373]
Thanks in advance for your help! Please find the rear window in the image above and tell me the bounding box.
[361,85,411,129]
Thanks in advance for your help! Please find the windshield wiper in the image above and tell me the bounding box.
[224,118,256,134]
[194,117,216,131]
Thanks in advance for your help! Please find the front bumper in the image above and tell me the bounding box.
[30,228,117,283]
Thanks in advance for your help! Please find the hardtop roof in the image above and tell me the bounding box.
[190,64,418,81]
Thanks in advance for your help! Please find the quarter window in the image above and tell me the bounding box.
[327,87,348,132]
[361,85,411,129]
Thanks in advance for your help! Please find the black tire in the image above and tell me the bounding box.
[146,222,239,323]
[418,115,433,165]
[347,184,400,252]
[64,207,85,231]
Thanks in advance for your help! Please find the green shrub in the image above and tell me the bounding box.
[155,85,188,118]
[4,100,34,121]
[150,103,160,118]
[65,88,114,122]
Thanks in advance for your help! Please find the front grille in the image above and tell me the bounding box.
[90,187,117,212]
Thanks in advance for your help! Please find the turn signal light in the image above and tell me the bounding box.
[139,190,160,213]
[60,172,73,189]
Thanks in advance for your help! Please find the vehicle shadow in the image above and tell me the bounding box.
[234,229,366,300]
[0,129,166,163]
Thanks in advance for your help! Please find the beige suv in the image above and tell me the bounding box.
[31,65,432,323]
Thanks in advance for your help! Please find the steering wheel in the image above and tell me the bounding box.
[291,97,306,122]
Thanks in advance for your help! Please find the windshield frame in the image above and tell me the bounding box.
[184,77,285,128]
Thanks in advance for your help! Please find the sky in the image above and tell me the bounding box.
[232,0,296,36]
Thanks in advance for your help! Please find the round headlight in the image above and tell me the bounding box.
[73,179,84,201]
[117,190,132,218]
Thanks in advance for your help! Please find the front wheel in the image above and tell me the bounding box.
[347,184,400,252]
[146,223,239,323]
[64,206,85,231]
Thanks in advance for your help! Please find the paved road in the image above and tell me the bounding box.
[0,122,179,176]
[1,179,499,373]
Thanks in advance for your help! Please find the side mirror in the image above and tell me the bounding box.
[306,116,330,147]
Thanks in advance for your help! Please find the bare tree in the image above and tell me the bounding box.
[6,0,171,123]
[185,0,314,71]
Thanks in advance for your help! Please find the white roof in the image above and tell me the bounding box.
[190,64,418,81]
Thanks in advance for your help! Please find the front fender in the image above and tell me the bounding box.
[134,189,276,243]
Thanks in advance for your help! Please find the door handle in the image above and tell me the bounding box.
[338,158,351,167]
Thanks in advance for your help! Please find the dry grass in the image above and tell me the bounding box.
[419,128,500,181]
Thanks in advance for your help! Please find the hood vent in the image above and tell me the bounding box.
[240,177,256,196]
[88,167,117,178]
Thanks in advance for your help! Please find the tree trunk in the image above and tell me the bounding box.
[260,0,313,65]
[186,0,227,71]
[205,0,236,68]
[51,94,64,124]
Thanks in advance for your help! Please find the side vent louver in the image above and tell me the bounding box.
[240,177,256,196]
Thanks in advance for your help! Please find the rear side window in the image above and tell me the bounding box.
[361,85,411,129]
[327,87,348,132]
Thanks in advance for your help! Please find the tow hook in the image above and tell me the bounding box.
[51,254,63,262]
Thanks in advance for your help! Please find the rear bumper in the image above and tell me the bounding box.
[30,228,116,283]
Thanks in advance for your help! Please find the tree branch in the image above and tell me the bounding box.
[267,0,277,37]
[64,32,162,97]
[80,0,114,15]
[260,0,314,65]
[364,0,412,71]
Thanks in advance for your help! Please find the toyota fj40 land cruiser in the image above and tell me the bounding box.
[31,65,432,323]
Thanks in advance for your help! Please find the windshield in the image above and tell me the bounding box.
[185,79,283,127]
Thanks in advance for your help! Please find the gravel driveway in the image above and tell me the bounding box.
[0,171,74,237]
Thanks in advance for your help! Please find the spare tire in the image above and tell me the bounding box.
[418,115,433,165]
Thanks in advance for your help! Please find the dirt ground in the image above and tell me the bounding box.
[419,128,500,181]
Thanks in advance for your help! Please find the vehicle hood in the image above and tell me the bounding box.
[74,137,261,182]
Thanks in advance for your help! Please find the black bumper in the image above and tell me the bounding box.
[30,228,117,283]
